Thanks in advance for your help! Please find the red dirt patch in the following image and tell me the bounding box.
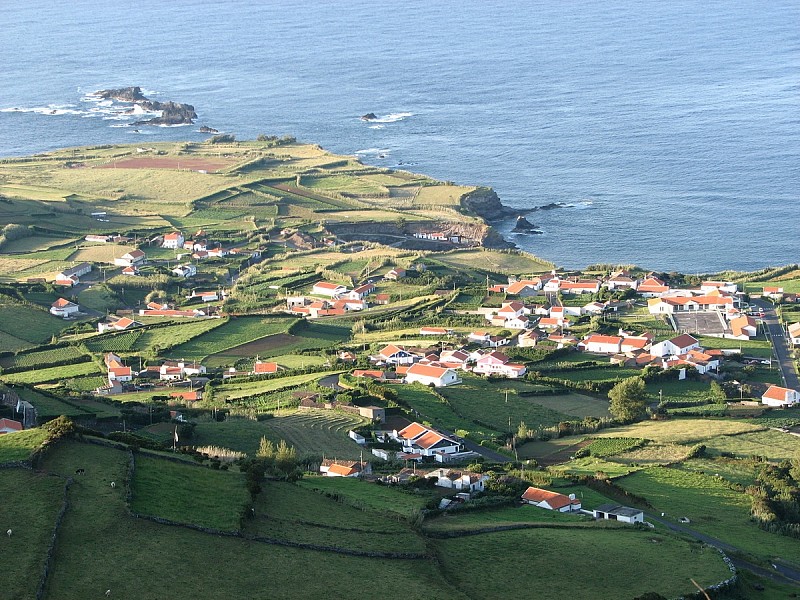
[97,157,234,173]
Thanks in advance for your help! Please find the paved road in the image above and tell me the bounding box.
[645,512,800,587]
[752,300,799,390]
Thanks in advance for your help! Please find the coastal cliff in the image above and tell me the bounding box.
[325,220,513,250]
[460,187,519,222]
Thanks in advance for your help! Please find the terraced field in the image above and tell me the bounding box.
[0,345,87,371]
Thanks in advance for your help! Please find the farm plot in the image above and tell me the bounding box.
[591,419,765,445]
[0,233,76,254]
[435,527,731,600]
[0,330,34,352]
[645,380,714,406]
[434,248,553,274]
[193,410,365,459]
[703,429,800,461]
[0,345,86,371]
[618,466,800,561]
[169,316,298,362]
[438,376,582,432]
[67,244,137,265]
[13,387,91,419]
[0,469,67,600]
[130,318,227,354]
[84,329,144,353]
[131,455,249,531]
[245,481,426,554]
[1,361,100,385]
[213,371,339,402]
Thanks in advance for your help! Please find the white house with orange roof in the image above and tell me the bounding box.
[761,385,800,407]
[538,316,570,330]
[384,267,406,280]
[98,316,142,333]
[50,298,80,318]
[346,282,375,300]
[521,486,582,512]
[638,277,670,297]
[404,363,461,387]
[762,286,784,300]
[319,459,372,478]
[377,344,417,365]
[664,349,719,375]
[393,422,461,458]
[105,353,133,384]
[252,361,282,375]
[419,327,453,336]
[468,331,491,344]
[579,334,623,354]
[505,279,542,296]
[161,231,184,249]
[701,281,738,295]
[473,351,526,378]
[426,468,489,493]
[559,279,601,295]
[604,274,640,291]
[312,281,348,297]
[728,315,758,340]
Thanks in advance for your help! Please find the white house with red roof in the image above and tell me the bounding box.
[384,267,406,280]
[761,385,800,407]
[762,286,784,300]
[419,327,453,336]
[404,363,461,387]
[252,361,282,375]
[50,298,80,318]
[505,279,542,296]
[162,231,184,249]
[559,279,601,295]
[664,349,719,375]
[105,353,133,384]
[98,316,141,333]
[426,468,489,493]
[701,281,738,295]
[604,274,640,291]
[473,351,526,378]
[346,282,375,300]
[538,316,570,330]
[650,334,701,358]
[393,422,461,458]
[55,263,92,287]
[114,248,146,267]
[312,281,348,297]
[0,418,23,435]
[521,486,582,512]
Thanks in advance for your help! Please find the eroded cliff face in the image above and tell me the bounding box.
[325,219,514,249]
[460,187,518,222]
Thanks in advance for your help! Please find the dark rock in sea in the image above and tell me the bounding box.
[199,126,219,134]
[96,86,198,126]
[512,215,538,232]
[530,202,568,211]
[361,113,378,121]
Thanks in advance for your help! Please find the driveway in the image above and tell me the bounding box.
[752,300,799,390]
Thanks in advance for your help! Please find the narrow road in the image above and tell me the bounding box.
[435,427,511,463]
[645,512,800,587]
[752,299,799,390]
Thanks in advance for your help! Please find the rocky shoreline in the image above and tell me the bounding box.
[95,86,197,126]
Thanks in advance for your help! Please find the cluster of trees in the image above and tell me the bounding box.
[748,459,800,539]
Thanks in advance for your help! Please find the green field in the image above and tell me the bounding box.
[1,361,100,385]
[245,480,426,553]
[0,468,67,599]
[214,371,340,401]
[618,466,800,562]
[13,386,92,418]
[435,527,732,600]
[433,248,554,274]
[703,429,800,460]
[0,302,72,344]
[130,318,227,354]
[0,345,86,371]
[0,427,49,462]
[169,316,298,362]
[297,475,433,519]
[193,410,365,459]
[131,455,249,530]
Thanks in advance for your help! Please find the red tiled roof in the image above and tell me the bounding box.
[407,363,451,378]
[0,418,23,432]
[521,486,579,509]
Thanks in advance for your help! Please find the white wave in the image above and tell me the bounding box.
[127,129,153,135]
[574,201,594,210]
[355,147,391,156]
[130,105,159,116]
[156,123,192,127]
[0,105,82,116]
[363,111,414,124]
[110,123,130,128]
[102,114,133,121]
[368,124,385,129]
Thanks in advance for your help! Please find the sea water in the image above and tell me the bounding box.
[1,0,798,272]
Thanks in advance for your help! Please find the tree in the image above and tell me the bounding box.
[608,377,648,422]
[709,381,727,404]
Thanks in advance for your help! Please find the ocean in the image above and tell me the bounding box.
[2,0,798,272]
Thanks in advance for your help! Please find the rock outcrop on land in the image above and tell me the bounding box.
[460,187,520,222]
[95,86,198,126]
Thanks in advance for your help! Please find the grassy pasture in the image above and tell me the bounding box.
[0,330,34,351]
[435,527,731,600]
[0,302,71,344]
[214,371,339,401]
[0,427,49,462]
[0,469,66,599]
[645,379,713,405]
[245,481,426,553]
[592,418,764,445]
[0,234,77,254]
[67,243,136,264]
[131,455,249,530]
[1,361,100,385]
[413,184,474,206]
[131,318,227,354]
[703,430,800,461]
[13,387,91,418]
[193,410,364,459]
[84,329,143,353]
[618,466,800,561]
[297,475,432,519]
